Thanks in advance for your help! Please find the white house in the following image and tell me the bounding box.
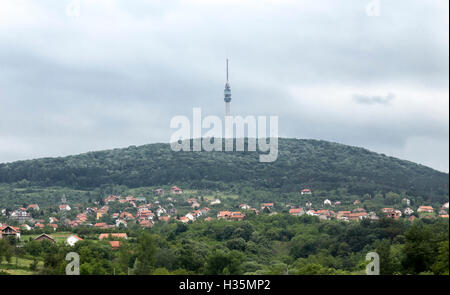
[324,199,332,206]
[305,202,312,208]
[239,204,251,210]
[49,217,58,224]
[306,210,317,216]
[301,189,312,195]
[185,213,195,221]
[210,199,222,205]
[442,202,449,210]
[156,207,167,217]
[404,207,414,216]
[59,204,71,211]
[402,198,411,206]
[21,224,32,231]
[66,235,83,246]
[116,219,128,228]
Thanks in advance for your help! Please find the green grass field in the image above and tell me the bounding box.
[20,231,73,244]
[0,256,44,275]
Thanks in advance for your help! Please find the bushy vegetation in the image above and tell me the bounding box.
[0,139,447,202]
[0,215,448,275]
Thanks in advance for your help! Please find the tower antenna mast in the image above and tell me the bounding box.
[224,58,232,116]
[226,58,229,83]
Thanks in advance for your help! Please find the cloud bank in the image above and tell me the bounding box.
[0,0,448,172]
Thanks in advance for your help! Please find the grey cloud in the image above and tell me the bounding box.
[0,0,448,172]
[353,93,395,105]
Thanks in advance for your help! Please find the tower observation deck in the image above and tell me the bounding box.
[224,59,231,116]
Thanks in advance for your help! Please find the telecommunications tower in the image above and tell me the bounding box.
[224,58,232,116]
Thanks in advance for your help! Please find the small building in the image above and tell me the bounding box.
[210,199,222,205]
[261,203,274,210]
[94,222,108,229]
[67,235,83,246]
[10,209,32,223]
[21,224,32,231]
[154,189,164,196]
[49,217,59,224]
[179,217,190,223]
[323,199,332,206]
[139,220,153,228]
[105,195,121,204]
[170,186,183,194]
[306,210,318,216]
[404,207,414,216]
[159,216,170,222]
[417,206,434,213]
[239,204,250,210]
[353,208,366,213]
[27,204,40,211]
[109,241,121,250]
[34,233,56,243]
[217,211,232,220]
[0,225,21,239]
[385,210,401,220]
[230,213,245,221]
[185,213,195,221]
[402,198,411,206]
[116,219,128,228]
[59,204,71,211]
[442,202,449,210]
[301,189,312,195]
[98,233,128,240]
[289,208,304,217]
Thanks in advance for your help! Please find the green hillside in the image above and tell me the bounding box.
[0,138,448,202]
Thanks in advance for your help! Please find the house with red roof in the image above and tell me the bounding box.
[34,223,45,229]
[289,208,304,216]
[170,186,183,194]
[27,204,40,211]
[98,233,128,240]
[139,220,153,228]
[230,212,246,221]
[261,203,274,211]
[217,211,232,220]
[109,241,121,250]
[417,206,434,213]
[34,233,55,243]
[301,188,312,195]
[67,234,83,246]
[94,222,109,229]
[0,225,21,239]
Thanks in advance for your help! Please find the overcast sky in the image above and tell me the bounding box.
[0,0,448,172]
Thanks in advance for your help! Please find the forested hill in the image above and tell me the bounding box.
[0,138,448,200]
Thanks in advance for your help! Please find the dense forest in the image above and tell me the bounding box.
[0,138,448,203]
[1,215,448,275]
[0,138,448,275]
